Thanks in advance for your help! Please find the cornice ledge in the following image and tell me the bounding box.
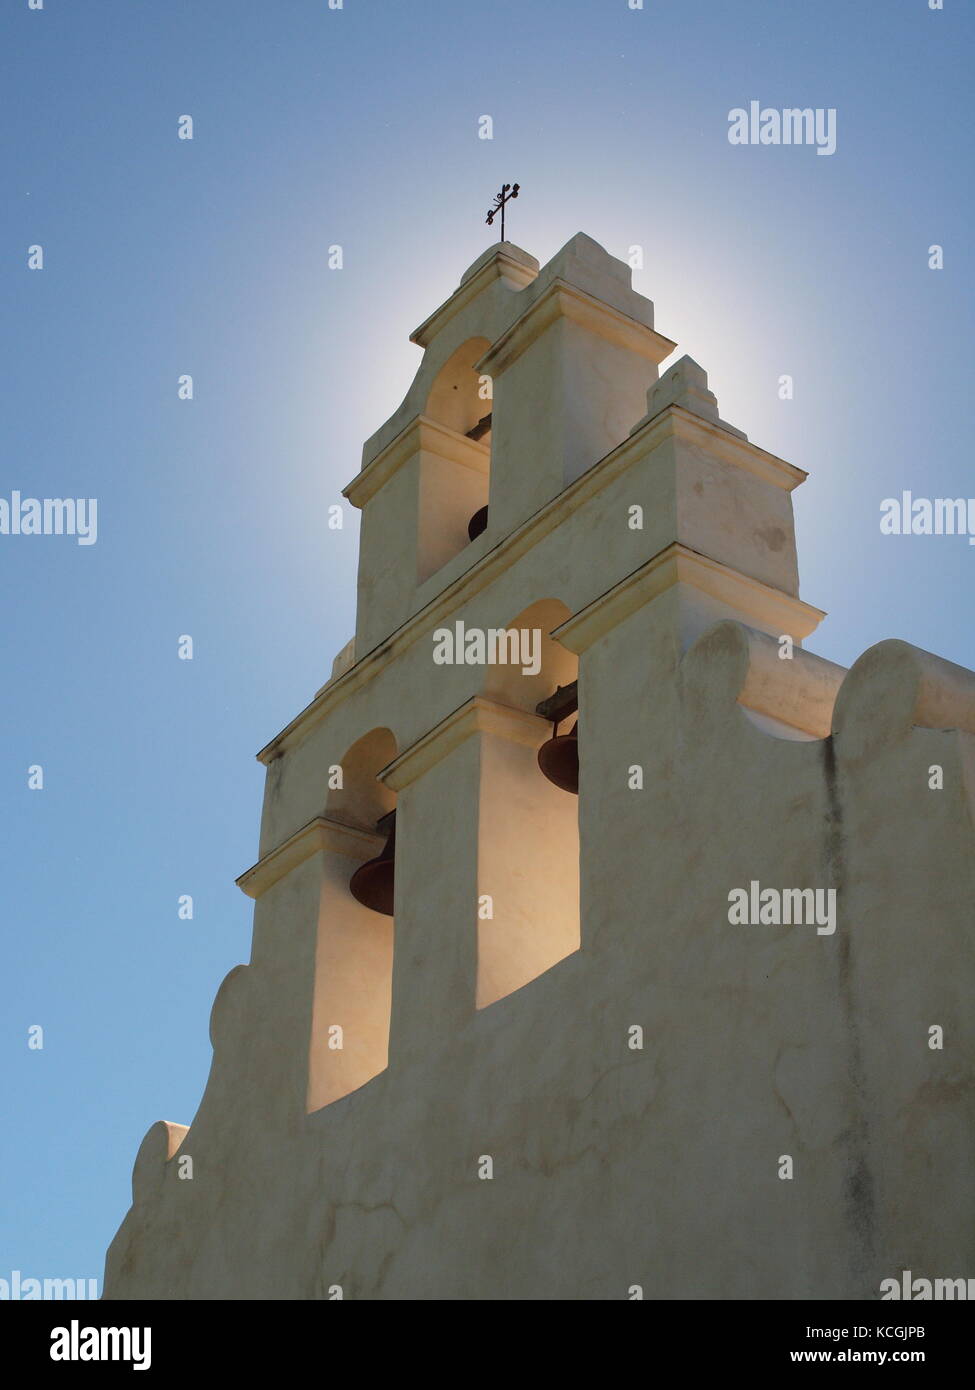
[662,406,808,491]
[554,543,826,653]
[236,816,382,899]
[379,697,546,793]
[475,278,677,378]
[345,415,489,509]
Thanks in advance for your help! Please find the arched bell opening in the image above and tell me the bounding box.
[326,727,396,834]
[475,599,581,1009]
[425,338,493,437]
[416,338,492,584]
[307,728,397,1112]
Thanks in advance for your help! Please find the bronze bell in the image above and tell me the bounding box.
[537,718,579,795]
[467,504,489,541]
[349,809,396,916]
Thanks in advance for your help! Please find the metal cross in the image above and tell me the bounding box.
[486,183,520,241]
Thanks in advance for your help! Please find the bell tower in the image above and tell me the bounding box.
[105,233,975,1302]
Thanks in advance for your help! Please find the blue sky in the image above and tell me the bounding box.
[2,0,972,1289]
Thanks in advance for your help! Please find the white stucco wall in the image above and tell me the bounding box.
[103,236,975,1300]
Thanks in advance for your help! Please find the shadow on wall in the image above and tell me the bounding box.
[307,727,397,1112]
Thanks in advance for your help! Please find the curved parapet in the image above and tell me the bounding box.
[832,639,975,763]
[208,962,251,1054]
[131,1120,188,1207]
[680,619,846,739]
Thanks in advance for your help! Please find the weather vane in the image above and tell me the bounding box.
[486,182,520,242]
